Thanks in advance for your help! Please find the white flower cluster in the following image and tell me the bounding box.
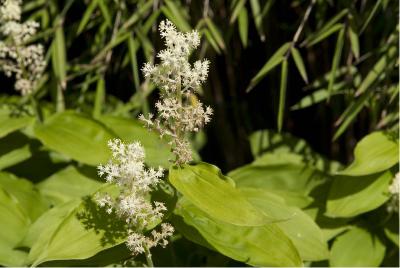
[387,172,400,213]
[96,139,174,255]
[0,0,45,95]
[140,20,213,164]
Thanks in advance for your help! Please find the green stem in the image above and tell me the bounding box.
[29,94,43,122]
[144,246,154,267]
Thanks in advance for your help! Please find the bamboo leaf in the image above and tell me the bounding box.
[355,44,397,96]
[230,0,247,24]
[77,0,98,35]
[127,36,140,90]
[306,23,343,47]
[93,77,105,118]
[327,26,345,100]
[51,25,67,91]
[333,90,373,141]
[348,23,360,59]
[277,59,288,132]
[247,42,291,92]
[291,47,308,83]
[203,29,221,54]
[238,7,249,47]
[205,18,226,51]
[360,0,383,34]
[162,0,191,32]
[97,0,111,28]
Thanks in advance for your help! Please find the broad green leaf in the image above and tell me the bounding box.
[175,198,302,267]
[247,42,290,92]
[37,166,102,205]
[34,111,115,166]
[28,189,126,266]
[241,188,329,261]
[384,215,399,247]
[99,115,173,168]
[327,26,345,100]
[338,132,399,176]
[230,0,246,24]
[0,115,34,138]
[277,59,288,132]
[0,172,48,221]
[229,155,328,196]
[355,44,397,96]
[0,188,30,266]
[291,47,308,83]
[0,144,31,170]
[238,7,248,47]
[330,227,385,266]
[19,199,80,249]
[169,162,270,226]
[326,171,393,218]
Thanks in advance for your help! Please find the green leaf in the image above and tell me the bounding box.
[306,23,344,47]
[34,111,115,166]
[230,0,246,24]
[93,77,105,118]
[333,89,373,141]
[77,0,98,35]
[37,166,102,205]
[0,115,34,138]
[384,215,399,247]
[247,42,290,92]
[238,7,248,47]
[326,171,392,218]
[241,188,328,261]
[28,189,127,266]
[205,18,226,51]
[0,188,30,266]
[51,25,67,91]
[249,0,265,41]
[348,23,360,59]
[169,162,270,226]
[360,0,383,34]
[175,198,302,267]
[290,86,344,111]
[229,154,328,196]
[99,115,173,168]
[0,172,48,221]
[330,227,385,266]
[162,0,191,32]
[0,144,31,170]
[291,47,308,83]
[277,59,288,132]
[338,132,399,176]
[97,0,111,28]
[355,44,397,96]
[327,26,345,100]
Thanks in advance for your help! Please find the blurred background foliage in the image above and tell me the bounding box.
[1,0,398,171]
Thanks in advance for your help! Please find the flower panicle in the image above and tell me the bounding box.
[0,0,45,95]
[140,19,213,165]
[96,138,173,256]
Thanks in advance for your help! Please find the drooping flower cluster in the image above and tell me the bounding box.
[140,20,213,164]
[0,0,45,95]
[96,139,174,255]
[387,172,399,213]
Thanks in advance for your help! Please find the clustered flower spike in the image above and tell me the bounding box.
[140,20,213,164]
[387,172,400,213]
[96,139,174,256]
[0,0,45,95]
